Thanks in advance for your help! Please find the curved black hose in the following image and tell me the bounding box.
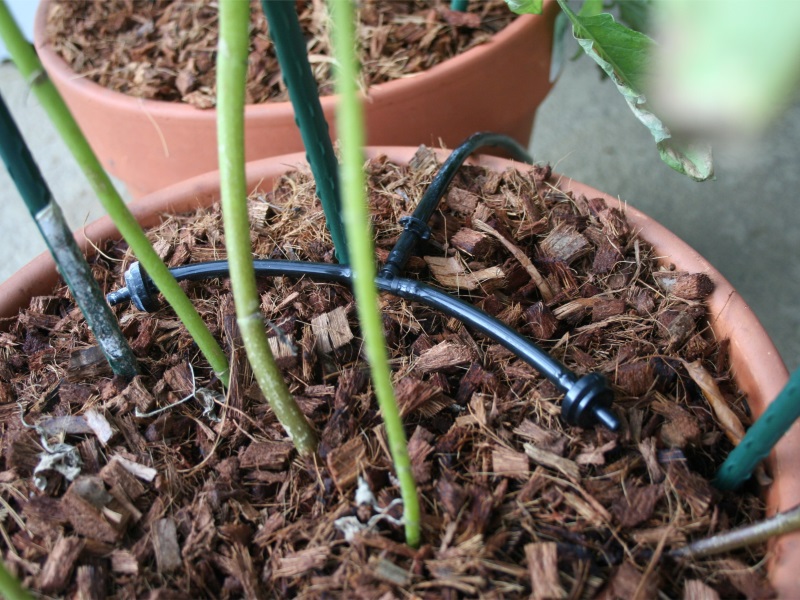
[104,135,619,429]
[380,132,533,280]
[107,259,619,430]
[135,260,574,389]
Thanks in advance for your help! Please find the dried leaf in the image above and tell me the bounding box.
[682,360,745,444]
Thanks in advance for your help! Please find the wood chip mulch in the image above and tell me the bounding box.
[0,147,774,598]
[45,0,515,108]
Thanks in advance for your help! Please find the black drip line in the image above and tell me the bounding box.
[107,133,620,431]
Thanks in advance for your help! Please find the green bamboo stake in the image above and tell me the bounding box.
[217,0,316,455]
[0,560,33,600]
[0,0,230,386]
[715,367,800,490]
[328,0,421,547]
[259,0,348,264]
[0,92,137,377]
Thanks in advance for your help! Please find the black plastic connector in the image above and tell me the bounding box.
[379,132,532,280]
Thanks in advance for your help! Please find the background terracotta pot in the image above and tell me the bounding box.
[0,149,793,595]
[34,1,558,199]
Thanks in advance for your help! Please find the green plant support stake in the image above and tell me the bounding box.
[0,92,138,378]
[329,0,421,547]
[259,0,348,264]
[715,367,800,490]
[218,0,317,456]
[451,0,469,11]
[0,0,230,386]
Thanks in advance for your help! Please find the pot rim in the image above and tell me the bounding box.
[33,0,551,119]
[0,147,793,595]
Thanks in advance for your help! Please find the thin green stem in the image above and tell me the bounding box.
[0,0,229,385]
[0,560,33,600]
[328,0,420,547]
[217,0,316,455]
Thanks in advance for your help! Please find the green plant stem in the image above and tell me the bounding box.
[0,560,33,600]
[672,503,800,559]
[0,0,229,386]
[451,0,469,11]
[328,0,420,547]
[217,0,316,455]
[259,0,348,264]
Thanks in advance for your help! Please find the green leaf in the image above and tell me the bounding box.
[578,0,603,17]
[556,0,713,180]
[505,0,543,15]
[550,11,569,82]
[610,0,652,34]
[658,139,714,183]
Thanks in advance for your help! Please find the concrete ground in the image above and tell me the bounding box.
[1,54,798,371]
[532,57,800,372]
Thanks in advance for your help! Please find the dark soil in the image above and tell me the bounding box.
[45,0,515,108]
[0,148,773,598]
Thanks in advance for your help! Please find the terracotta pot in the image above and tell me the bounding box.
[0,149,792,595]
[33,1,558,199]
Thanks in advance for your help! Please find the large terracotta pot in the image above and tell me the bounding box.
[33,2,558,199]
[0,149,792,595]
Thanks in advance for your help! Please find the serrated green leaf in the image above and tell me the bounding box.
[556,0,713,180]
[505,0,543,15]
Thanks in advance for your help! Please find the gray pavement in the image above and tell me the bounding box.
[532,56,800,371]
[1,52,798,371]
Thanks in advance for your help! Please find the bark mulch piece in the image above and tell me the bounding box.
[45,0,515,108]
[0,147,772,597]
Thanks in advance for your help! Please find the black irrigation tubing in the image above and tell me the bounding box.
[106,133,618,430]
[380,132,533,280]
[107,260,618,431]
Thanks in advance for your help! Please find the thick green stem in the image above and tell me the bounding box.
[259,0,348,264]
[0,560,33,600]
[328,0,420,547]
[0,92,138,378]
[217,0,316,455]
[672,503,800,559]
[0,0,229,385]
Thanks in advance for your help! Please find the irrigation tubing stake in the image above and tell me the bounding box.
[0,92,138,378]
[715,366,800,490]
[259,0,348,264]
[380,132,533,280]
[108,259,619,431]
[0,0,230,385]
